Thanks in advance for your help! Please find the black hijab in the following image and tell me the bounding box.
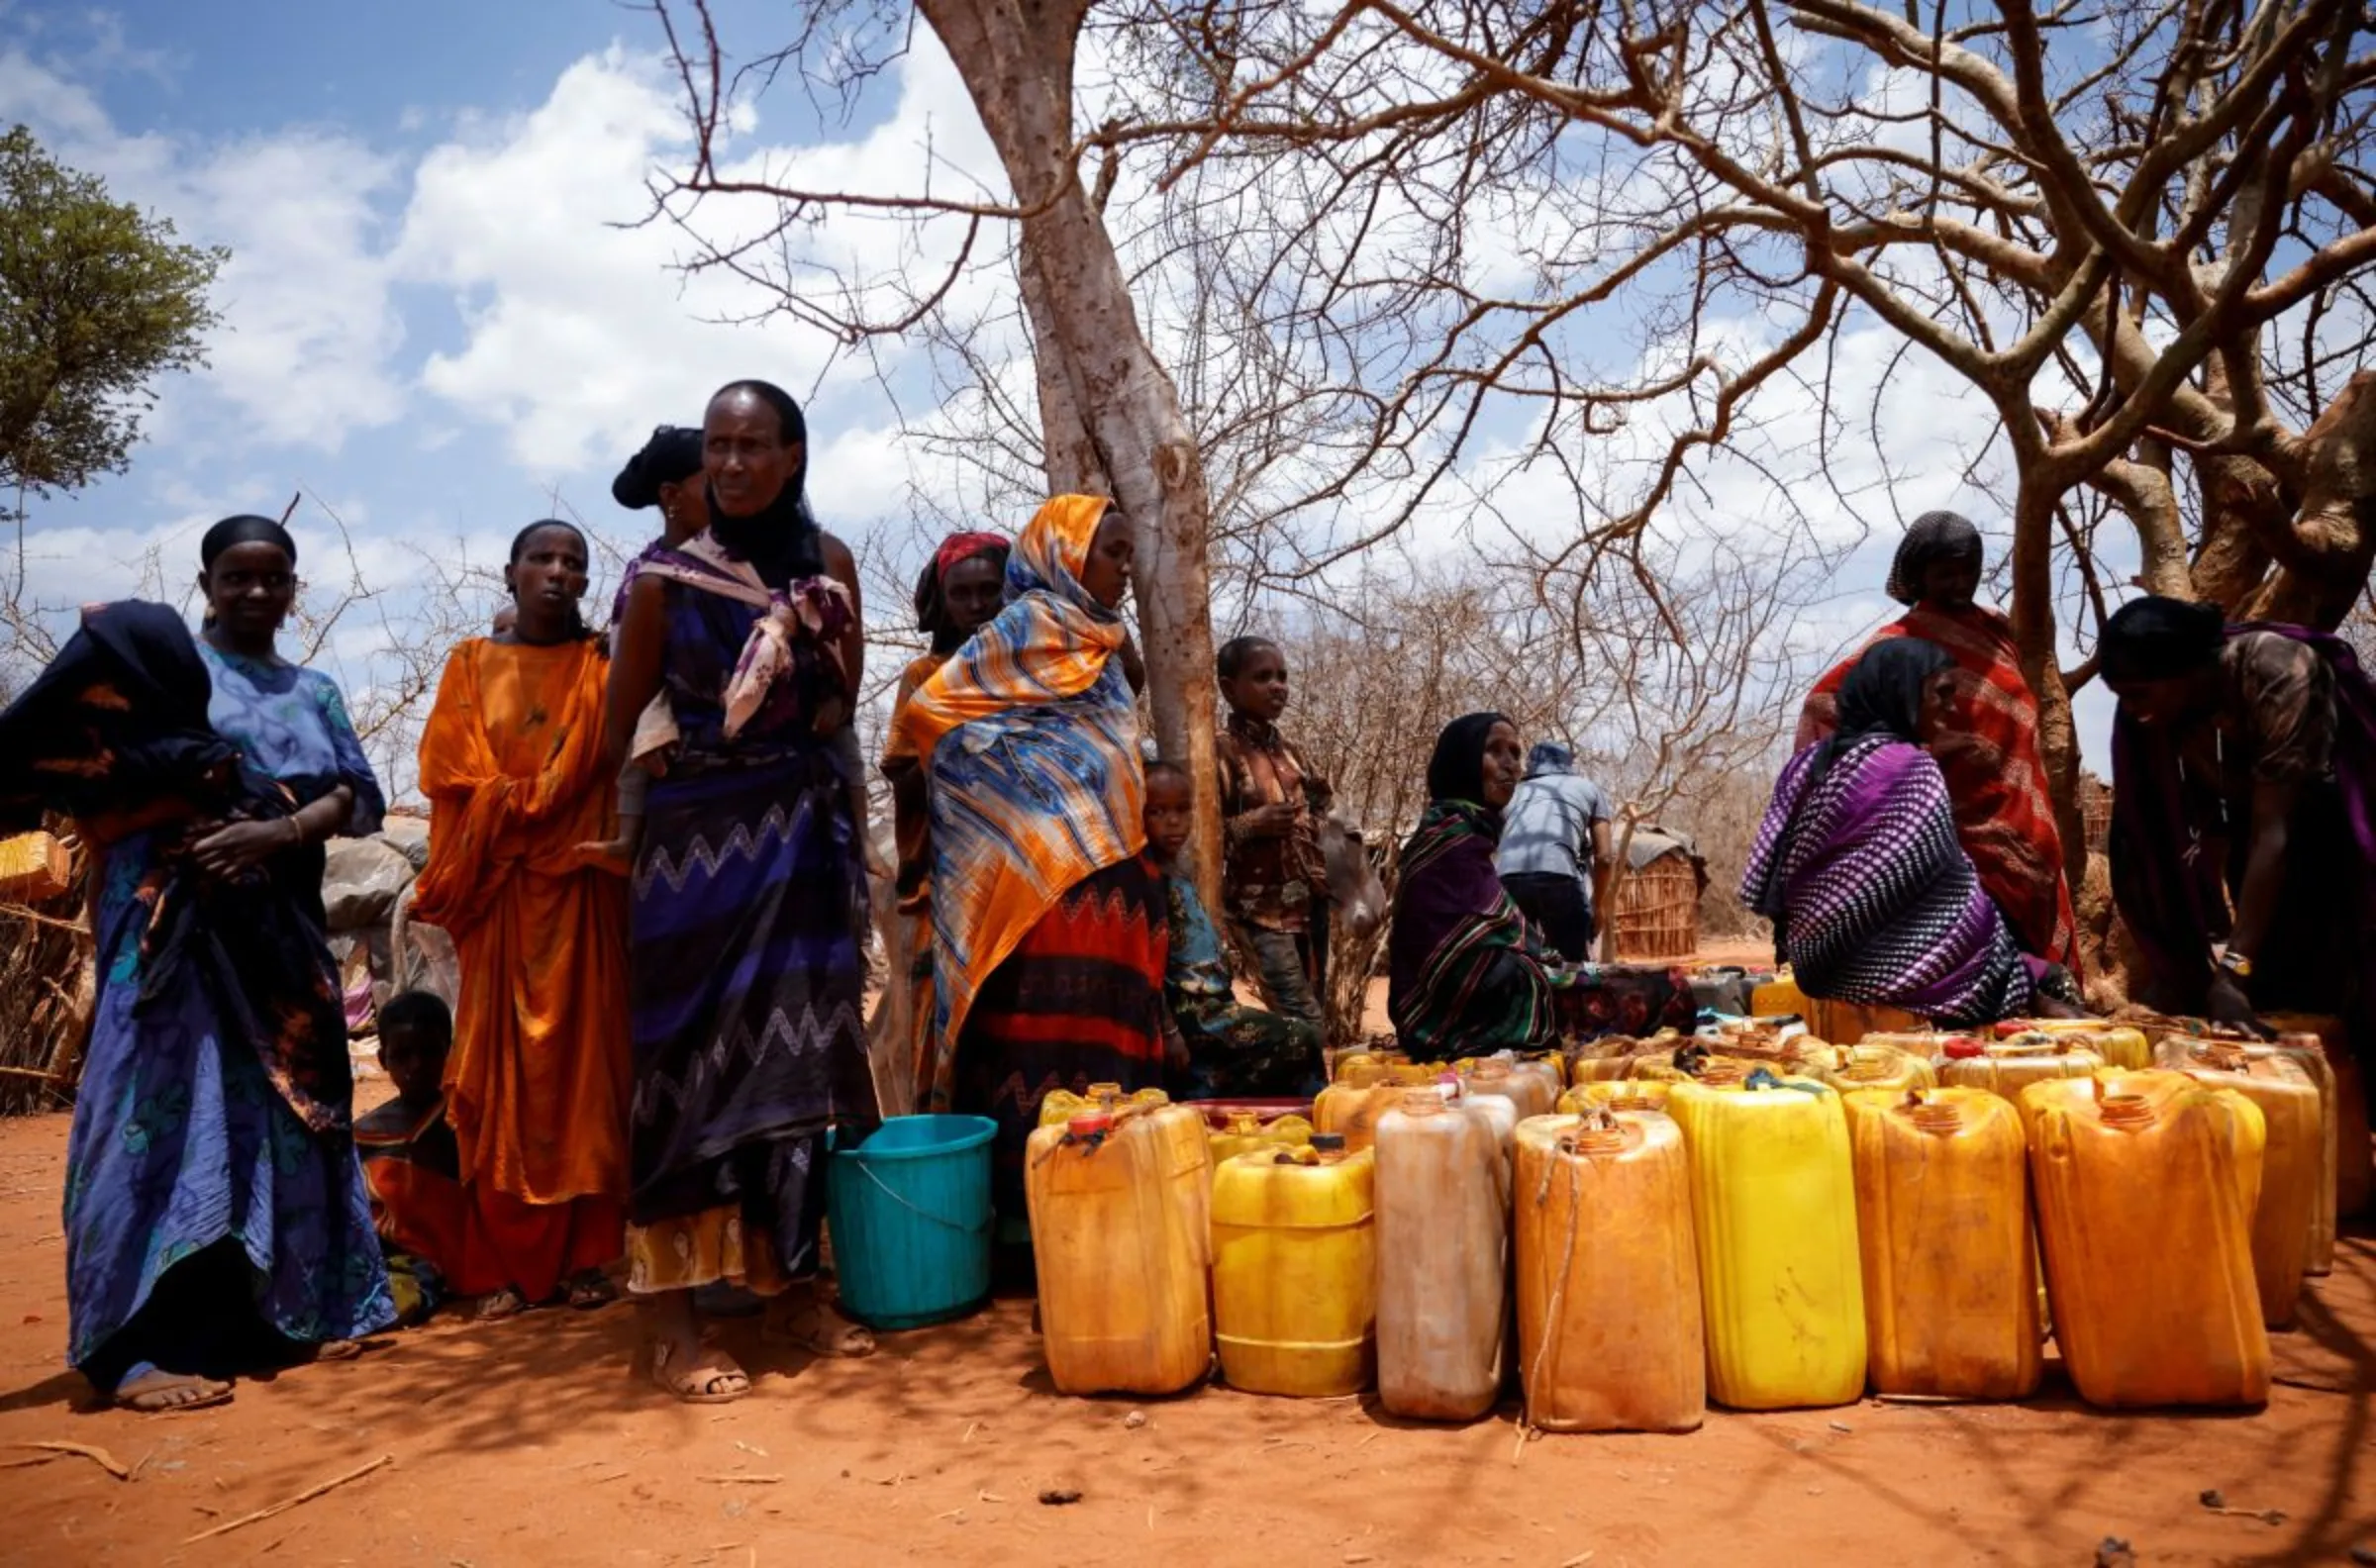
[611,426,704,510]
[1427,711,1512,806]
[2101,595,2227,684]
[1884,511,1984,607]
[705,380,824,588]
[1806,637,1953,794]
[0,601,241,831]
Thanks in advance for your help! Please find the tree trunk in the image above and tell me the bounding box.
[919,0,1226,906]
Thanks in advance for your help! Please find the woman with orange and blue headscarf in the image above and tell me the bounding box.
[875,531,1011,1115]
[890,495,1168,1247]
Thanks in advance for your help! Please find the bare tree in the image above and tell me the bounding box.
[646,0,1229,901]
[1117,0,2376,889]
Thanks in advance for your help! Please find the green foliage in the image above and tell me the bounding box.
[0,124,225,497]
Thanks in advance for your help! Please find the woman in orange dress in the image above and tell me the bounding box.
[409,520,632,1316]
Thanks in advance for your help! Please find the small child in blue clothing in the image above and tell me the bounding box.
[1143,761,1326,1099]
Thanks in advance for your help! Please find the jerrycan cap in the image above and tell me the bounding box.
[1065,1111,1115,1139]
[1310,1132,1346,1152]
[1939,1034,1987,1059]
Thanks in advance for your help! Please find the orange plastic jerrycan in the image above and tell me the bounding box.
[1818,1042,1939,1097]
[2262,1014,2371,1222]
[1374,1092,1509,1421]
[2022,1071,2270,1409]
[1515,1110,1705,1432]
[1558,1079,1675,1116]
[1315,1079,1409,1153]
[1667,1073,1865,1410]
[1840,1088,2039,1400]
[2163,1045,2322,1328]
[1210,1134,1376,1397]
[1025,1105,1213,1397]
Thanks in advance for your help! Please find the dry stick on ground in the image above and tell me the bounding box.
[11,1440,128,1479]
[182,1453,394,1544]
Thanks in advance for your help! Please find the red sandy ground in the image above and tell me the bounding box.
[0,1104,2370,1568]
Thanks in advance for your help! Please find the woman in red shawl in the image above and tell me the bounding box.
[1798,512,2080,974]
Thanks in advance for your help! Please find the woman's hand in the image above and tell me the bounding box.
[2030,992,2089,1021]
[1238,801,1300,839]
[2206,973,2267,1035]
[191,818,298,880]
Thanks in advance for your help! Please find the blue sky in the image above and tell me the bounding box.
[1,2,2124,789]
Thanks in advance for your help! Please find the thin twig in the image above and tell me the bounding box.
[183,1454,393,1543]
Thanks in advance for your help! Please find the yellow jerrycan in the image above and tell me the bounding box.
[2022,1071,2270,1408]
[1840,1088,2040,1400]
[1937,1034,2103,1105]
[1316,1078,1422,1153]
[1817,1042,1939,1097]
[2163,1046,2322,1328]
[1459,1059,1558,1124]
[1210,1134,1376,1397]
[1039,1082,1168,1127]
[1025,1104,1214,1396]
[1333,1049,1404,1087]
[1667,1073,1866,1410]
[1515,1110,1705,1432]
[1558,1079,1675,1116]
[1374,1092,1509,1421]
[1567,1035,1655,1084]
[1209,1112,1316,1167]
[2158,1032,2339,1277]
[1992,1019,2151,1071]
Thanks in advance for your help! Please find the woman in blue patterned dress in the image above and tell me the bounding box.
[0,516,393,1411]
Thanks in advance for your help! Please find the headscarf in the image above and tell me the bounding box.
[0,601,238,831]
[1426,711,1513,807]
[611,426,704,510]
[892,496,1125,762]
[901,495,1142,1053]
[915,530,1012,654]
[1525,740,1573,778]
[2100,595,2228,685]
[1805,637,1953,792]
[1884,511,1984,607]
[200,514,299,569]
[704,379,823,588]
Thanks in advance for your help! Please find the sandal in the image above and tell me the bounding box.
[475,1288,529,1323]
[647,1339,749,1404]
[565,1271,619,1311]
[114,1364,234,1414]
[772,1298,876,1359]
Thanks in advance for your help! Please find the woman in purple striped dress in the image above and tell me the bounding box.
[1742,638,2082,1029]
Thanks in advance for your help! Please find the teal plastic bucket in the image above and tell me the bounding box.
[827,1115,997,1329]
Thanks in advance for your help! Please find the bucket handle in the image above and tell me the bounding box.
[850,1156,993,1234]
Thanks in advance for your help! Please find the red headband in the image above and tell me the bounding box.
[936,531,1009,578]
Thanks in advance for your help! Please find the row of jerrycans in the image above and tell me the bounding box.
[1026,1036,2311,1420]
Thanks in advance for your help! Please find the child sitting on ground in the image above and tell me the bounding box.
[354,991,468,1324]
[1145,760,1326,1098]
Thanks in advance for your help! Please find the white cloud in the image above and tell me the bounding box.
[0,48,408,451]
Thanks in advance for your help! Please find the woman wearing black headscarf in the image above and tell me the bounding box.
[0,526,394,1412]
[1386,713,1568,1053]
[604,380,879,1401]
[1745,639,2080,1028]
[2104,595,2376,1036]
[1797,511,2081,977]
